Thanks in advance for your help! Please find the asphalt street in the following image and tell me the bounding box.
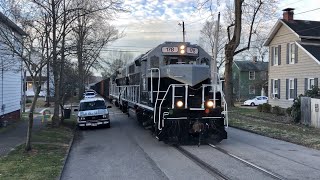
[61,107,213,180]
[61,105,320,180]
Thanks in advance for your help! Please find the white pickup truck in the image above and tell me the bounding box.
[77,97,111,128]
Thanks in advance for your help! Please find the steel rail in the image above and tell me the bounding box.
[208,144,286,180]
[173,145,230,180]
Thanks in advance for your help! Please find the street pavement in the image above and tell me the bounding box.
[62,104,320,180]
[62,108,214,180]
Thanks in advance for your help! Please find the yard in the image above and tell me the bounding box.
[0,116,76,180]
[229,107,320,150]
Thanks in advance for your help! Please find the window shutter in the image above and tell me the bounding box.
[278,45,281,65]
[286,43,289,64]
[278,79,281,99]
[295,44,298,63]
[271,79,274,96]
[315,78,319,88]
[305,78,308,93]
[271,47,274,66]
[294,78,298,98]
[286,79,289,99]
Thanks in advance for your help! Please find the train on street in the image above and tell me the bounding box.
[91,41,228,144]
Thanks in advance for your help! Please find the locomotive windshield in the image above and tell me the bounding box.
[164,56,209,65]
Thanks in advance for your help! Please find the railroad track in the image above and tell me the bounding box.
[173,145,231,180]
[174,144,287,180]
[208,143,286,180]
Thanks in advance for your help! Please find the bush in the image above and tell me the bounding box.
[286,107,292,116]
[290,95,302,123]
[272,106,284,116]
[26,99,32,103]
[257,104,263,112]
[261,103,271,113]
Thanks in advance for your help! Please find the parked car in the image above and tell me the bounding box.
[83,91,96,98]
[243,96,268,106]
[76,97,111,128]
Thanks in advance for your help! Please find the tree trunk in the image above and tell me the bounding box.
[224,49,234,107]
[223,0,243,108]
[25,82,41,151]
[51,0,60,127]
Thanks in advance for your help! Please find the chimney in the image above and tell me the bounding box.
[282,8,295,21]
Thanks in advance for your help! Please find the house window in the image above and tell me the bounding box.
[273,79,279,98]
[308,78,315,90]
[27,82,33,90]
[249,85,255,94]
[289,43,295,64]
[249,71,255,80]
[289,79,295,99]
[273,46,279,65]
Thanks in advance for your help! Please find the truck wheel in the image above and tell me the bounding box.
[106,123,110,128]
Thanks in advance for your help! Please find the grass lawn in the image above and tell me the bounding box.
[229,107,320,150]
[0,116,76,180]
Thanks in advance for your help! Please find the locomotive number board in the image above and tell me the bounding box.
[162,47,199,54]
[162,47,178,53]
[186,47,198,54]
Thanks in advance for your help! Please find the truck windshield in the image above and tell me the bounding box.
[79,100,106,111]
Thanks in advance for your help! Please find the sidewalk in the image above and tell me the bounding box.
[0,112,46,156]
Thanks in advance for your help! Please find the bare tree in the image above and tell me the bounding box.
[100,51,133,77]
[198,0,277,107]
[200,19,227,72]
[71,0,124,99]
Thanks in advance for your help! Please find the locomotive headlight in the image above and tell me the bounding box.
[176,100,184,108]
[180,45,185,50]
[180,49,185,54]
[206,101,215,108]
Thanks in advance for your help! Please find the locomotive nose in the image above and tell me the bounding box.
[164,64,210,86]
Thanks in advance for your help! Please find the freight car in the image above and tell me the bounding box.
[93,41,228,144]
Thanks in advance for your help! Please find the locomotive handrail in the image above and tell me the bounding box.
[213,72,228,127]
[149,68,161,123]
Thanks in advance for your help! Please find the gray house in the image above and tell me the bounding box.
[264,8,320,108]
[0,12,27,123]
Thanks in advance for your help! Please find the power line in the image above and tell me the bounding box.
[296,8,320,15]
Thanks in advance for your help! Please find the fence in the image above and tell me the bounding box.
[301,97,320,128]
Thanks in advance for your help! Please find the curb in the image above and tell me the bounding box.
[56,127,76,180]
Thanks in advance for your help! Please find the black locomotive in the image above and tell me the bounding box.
[92,41,228,144]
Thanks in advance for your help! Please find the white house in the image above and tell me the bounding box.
[0,12,27,123]
[25,76,47,97]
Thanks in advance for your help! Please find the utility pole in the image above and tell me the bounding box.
[211,13,220,85]
[179,21,185,42]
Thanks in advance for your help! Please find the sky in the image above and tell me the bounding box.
[107,0,320,57]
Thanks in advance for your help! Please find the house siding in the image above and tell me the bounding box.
[0,24,23,120]
[268,24,320,108]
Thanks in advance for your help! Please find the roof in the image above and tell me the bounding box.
[233,61,268,71]
[282,19,320,38]
[264,19,320,46]
[297,42,320,64]
[0,11,27,36]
